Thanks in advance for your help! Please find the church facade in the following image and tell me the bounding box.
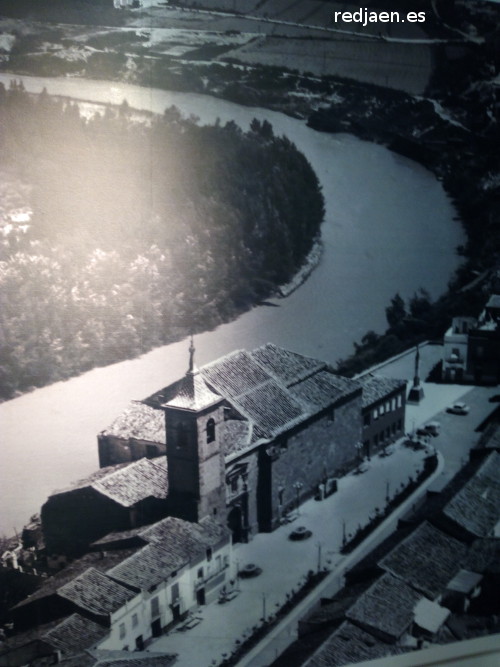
[98,343,404,542]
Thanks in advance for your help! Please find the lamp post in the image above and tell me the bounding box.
[293,481,303,515]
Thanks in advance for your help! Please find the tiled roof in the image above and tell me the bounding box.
[90,651,177,666]
[358,374,406,408]
[101,402,165,443]
[290,371,360,411]
[379,522,467,599]
[60,458,168,508]
[58,568,136,617]
[92,458,168,507]
[251,343,325,386]
[305,621,405,667]
[43,614,107,655]
[465,538,500,575]
[441,452,500,538]
[108,516,230,591]
[12,550,137,609]
[346,572,421,640]
[159,370,222,411]
[107,541,185,591]
[202,349,271,397]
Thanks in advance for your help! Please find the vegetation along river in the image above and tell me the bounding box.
[0,74,464,535]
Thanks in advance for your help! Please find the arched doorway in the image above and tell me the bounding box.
[227,505,243,543]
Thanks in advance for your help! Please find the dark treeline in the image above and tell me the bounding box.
[0,82,324,399]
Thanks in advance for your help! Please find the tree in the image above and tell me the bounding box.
[386,293,406,330]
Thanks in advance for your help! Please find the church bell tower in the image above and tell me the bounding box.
[160,338,226,523]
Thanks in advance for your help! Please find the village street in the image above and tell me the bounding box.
[148,346,499,667]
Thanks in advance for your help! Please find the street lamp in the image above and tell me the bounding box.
[293,481,303,515]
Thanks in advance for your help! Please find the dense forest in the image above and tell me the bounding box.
[0,82,324,399]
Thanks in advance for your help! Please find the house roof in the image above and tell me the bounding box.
[101,402,165,443]
[12,550,138,609]
[358,374,406,409]
[305,621,405,667]
[345,572,421,640]
[58,568,136,617]
[89,652,177,667]
[43,613,107,656]
[441,451,500,538]
[465,538,500,575]
[58,458,168,508]
[378,521,467,599]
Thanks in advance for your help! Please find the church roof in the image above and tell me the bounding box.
[101,402,165,443]
[142,343,361,450]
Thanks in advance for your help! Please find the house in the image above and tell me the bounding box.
[357,374,406,458]
[41,458,168,556]
[434,451,500,542]
[378,521,468,601]
[442,295,500,383]
[442,317,476,382]
[11,516,230,650]
[99,342,375,541]
[11,566,141,633]
[345,572,422,643]
[104,516,231,645]
[303,620,406,667]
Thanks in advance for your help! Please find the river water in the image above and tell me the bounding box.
[0,74,463,534]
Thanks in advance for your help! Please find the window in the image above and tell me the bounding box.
[151,596,160,617]
[373,408,378,420]
[197,567,204,579]
[385,401,390,413]
[132,613,138,628]
[119,623,126,639]
[206,418,215,443]
[379,404,385,416]
[397,394,402,408]
[391,398,396,411]
[230,476,238,493]
[206,548,212,562]
[363,413,370,426]
[171,582,180,602]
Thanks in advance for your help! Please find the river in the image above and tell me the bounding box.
[0,74,463,535]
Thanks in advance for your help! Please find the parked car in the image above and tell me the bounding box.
[447,402,470,415]
[416,422,441,437]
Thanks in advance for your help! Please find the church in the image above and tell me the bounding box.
[97,342,405,543]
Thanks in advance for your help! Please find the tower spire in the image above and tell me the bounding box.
[188,334,195,374]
